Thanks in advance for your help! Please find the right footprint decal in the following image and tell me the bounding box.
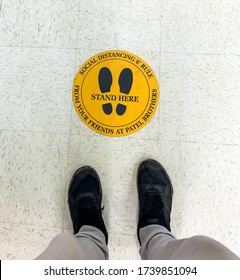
[116,103,126,116]
[98,67,113,115]
[117,68,133,116]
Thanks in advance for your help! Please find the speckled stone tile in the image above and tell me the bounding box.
[108,233,140,260]
[0,47,75,133]
[162,0,240,55]
[158,141,240,257]
[0,130,69,227]
[77,14,118,50]
[77,2,161,52]
[113,0,161,20]
[159,53,240,145]
[63,135,160,234]
[115,19,161,53]
[79,0,161,20]
[0,222,62,259]
[0,0,79,48]
[71,49,160,140]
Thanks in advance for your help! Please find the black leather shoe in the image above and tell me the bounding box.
[68,166,108,244]
[137,159,173,244]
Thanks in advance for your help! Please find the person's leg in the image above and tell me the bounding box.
[37,226,108,260]
[139,224,239,260]
[137,159,239,260]
[36,166,109,260]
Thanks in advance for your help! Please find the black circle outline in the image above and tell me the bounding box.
[75,56,157,128]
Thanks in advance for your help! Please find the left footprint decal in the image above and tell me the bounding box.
[98,67,113,115]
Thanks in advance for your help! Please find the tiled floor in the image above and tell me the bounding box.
[0,0,240,259]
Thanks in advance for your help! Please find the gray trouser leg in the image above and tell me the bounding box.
[140,225,239,260]
[36,226,109,260]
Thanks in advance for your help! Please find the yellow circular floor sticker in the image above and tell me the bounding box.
[73,50,159,137]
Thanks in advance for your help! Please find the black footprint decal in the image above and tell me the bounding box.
[116,68,133,116]
[116,103,127,116]
[98,67,113,115]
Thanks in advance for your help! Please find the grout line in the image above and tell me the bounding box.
[0,0,2,13]
[69,132,240,147]
[113,6,119,49]
[0,128,70,136]
[157,0,163,143]
[161,50,240,57]
[159,36,163,142]
[0,44,76,51]
[60,64,76,231]
[160,0,163,54]
[74,0,83,51]
[60,0,82,231]
[61,225,139,238]
[60,85,74,230]
[109,232,137,237]
[1,128,240,148]
[60,127,72,231]
[0,220,63,230]
[2,43,240,59]
[158,138,240,147]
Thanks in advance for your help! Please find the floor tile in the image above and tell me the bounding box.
[115,19,161,53]
[63,135,160,234]
[71,50,160,140]
[77,5,161,52]
[80,0,161,20]
[158,141,240,256]
[162,0,240,55]
[113,0,161,20]
[0,130,69,227]
[0,47,75,133]
[0,222,61,259]
[159,53,240,145]
[77,13,118,50]
[108,233,140,260]
[0,0,79,48]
